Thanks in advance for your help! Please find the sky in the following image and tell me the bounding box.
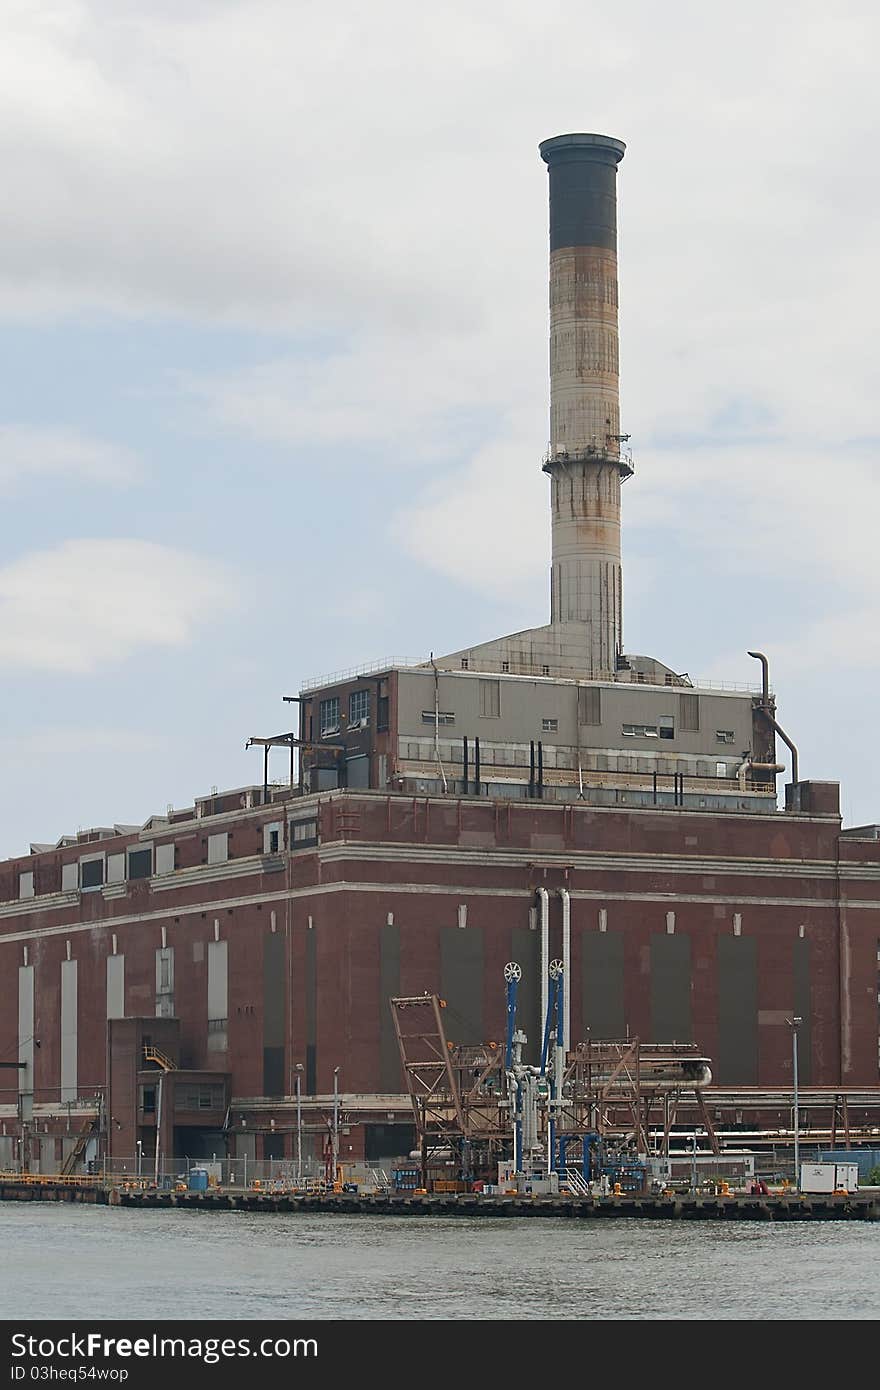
[1,0,879,857]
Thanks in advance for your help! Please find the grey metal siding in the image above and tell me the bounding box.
[717,936,757,1084]
[262,932,285,1096]
[305,926,317,1094]
[60,959,77,1102]
[379,924,401,1092]
[440,927,484,1045]
[18,965,34,1094]
[794,938,812,1086]
[582,932,625,1040]
[106,954,125,1021]
[650,935,691,1043]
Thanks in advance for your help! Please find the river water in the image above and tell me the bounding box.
[2,1204,878,1320]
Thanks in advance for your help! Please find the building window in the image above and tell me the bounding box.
[207,833,228,865]
[715,762,729,777]
[679,692,700,732]
[155,842,175,875]
[18,871,34,900]
[173,1084,224,1112]
[128,848,152,880]
[377,696,389,732]
[140,1087,156,1114]
[479,679,500,718]
[501,661,509,672]
[542,718,558,732]
[542,665,550,676]
[80,858,104,890]
[291,819,318,846]
[622,723,658,738]
[349,689,370,724]
[578,686,601,725]
[421,710,455,725]
[460,658,469,670]
[716,730,736,744]
[320,697,340,735]
[659,716,674,740]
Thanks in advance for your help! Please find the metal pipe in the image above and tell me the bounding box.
[295,1063,303,1183]
[504,963,520,1071]
[474,737,480,793]
[559,888,571,1052]
[529,741,536,798]
[429,653,448,794]
[537,740,544,799]
[153,1073,163,1186]
[332,1066,340,1187]
[536,887,549,1054]
[789,1016,802,1190]
[747,650,770,707]
[555,964,565,1171]
[540,976,555,1076]
[763,710,799,785]
[462,736,469,795]
[747,649,799,783]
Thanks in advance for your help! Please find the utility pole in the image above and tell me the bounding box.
[332,1067,340,1187]
[788,1016,802,1191]
[295,1063,303,1184]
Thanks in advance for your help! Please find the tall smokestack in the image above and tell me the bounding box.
[539,133,629,679]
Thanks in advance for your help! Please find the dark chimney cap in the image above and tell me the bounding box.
[539,133,626,167]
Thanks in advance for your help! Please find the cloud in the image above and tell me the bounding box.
[0,727,168,758]
[0,424,139,491]
[0,539,236,672]
[182,319,544,464]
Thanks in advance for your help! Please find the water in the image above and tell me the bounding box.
[3,1205,878,1320]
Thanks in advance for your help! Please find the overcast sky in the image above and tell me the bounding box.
[1,0,878,856]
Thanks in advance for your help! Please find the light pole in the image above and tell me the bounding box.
[295,1063,303,1185]
[787,1016,802,1191]
[136,1140,142,1180]
[332,1066,340,1188]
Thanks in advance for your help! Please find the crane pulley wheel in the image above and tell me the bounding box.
[503,962,522,982]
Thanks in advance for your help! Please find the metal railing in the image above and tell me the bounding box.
[300,655,763,696]
[300,658,425,692]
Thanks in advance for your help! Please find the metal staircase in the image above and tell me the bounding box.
[142,1045,177,1072]
[60,1115,99,1177]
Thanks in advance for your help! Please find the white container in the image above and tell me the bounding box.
[800,1162,858,1193]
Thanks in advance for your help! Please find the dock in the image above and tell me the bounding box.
[1,1178,877,1221]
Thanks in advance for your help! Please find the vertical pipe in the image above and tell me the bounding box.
[559,888,571,1052]
[153,1073,163,1186]
[505,972,518,1071]
[537,741,544,799]
[652,771,657,804]
[537,888,549,1056]
[540,976,555,1075]
[474,737,481,794]
[463,736,469,796]
[555,965,565,1172]
[529,741,536,798]
[792,1018,801,1191]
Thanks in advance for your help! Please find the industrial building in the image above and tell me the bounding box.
[1,133,879,1180]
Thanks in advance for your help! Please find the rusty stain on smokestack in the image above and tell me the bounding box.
[539,133,629,678]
